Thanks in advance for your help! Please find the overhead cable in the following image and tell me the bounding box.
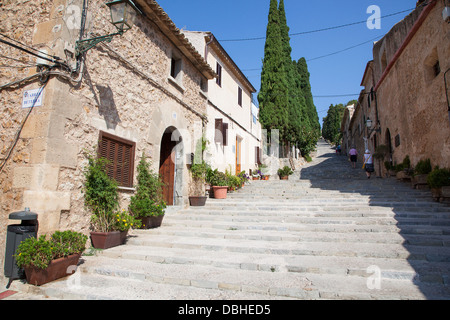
[220,7,416,42]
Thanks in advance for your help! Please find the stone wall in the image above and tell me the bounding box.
[374,2,450,169]
[0,0,209,274]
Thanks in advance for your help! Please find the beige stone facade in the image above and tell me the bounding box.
[342,1,450,176]
[0,0,216,273]
[183,31,261,176]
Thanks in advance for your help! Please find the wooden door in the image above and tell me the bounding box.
[236,137,242,174]
[159,132,176,206]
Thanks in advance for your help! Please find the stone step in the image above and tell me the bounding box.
[133,227,450,247]
[121,232,450,262]
[96,239,450,283]
[179,208,450,219]
[162,215,450,237]
[27,254,449,300]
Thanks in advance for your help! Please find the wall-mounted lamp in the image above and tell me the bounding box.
[366,118,381,135]
[75,0,140,56]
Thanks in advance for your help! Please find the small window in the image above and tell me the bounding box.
[98,131,136,188]
[216,63,222,87]
[214,118,228,146]
[238,87,242,107]
[170,57,182,80]
[424,48,440,82]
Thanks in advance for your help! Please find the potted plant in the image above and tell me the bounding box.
[412,158,432,189]
[252,170,262,180]
[427,167,450,202]
[278,165,294,180]
[189,161,209,206]
[227,174,242,192]
[83,152,124,249]
[237,171,250,187]
[14,230,88,286]
[258,164,270,180]
[129,153,167,228]
[395,155,413,182]
[207,169,229,199]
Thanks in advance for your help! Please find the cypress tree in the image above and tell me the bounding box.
[258,0,289,146]
[278,0,306,150]
[296,58,320,137]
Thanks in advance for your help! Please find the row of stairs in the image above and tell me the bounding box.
[6,141,450,300]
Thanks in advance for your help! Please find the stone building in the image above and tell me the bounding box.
[0,0,217,272]
[340,104,355,154]
[342,0,450,176]
[183,31,261,176]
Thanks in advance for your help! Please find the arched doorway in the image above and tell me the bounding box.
[159,127,183,206]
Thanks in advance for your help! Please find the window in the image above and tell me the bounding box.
[424,48,440,83]
[214,118,228,146]
[255,146,262,165]
[170,56,182,80]
[98,131,136,188]
[216,62,222,87]
[238,87,242,107]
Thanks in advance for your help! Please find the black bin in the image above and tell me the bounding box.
[4,208,38,288]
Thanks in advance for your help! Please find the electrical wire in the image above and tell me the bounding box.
[0,32,61,61]
[0,37,70,70]
[0,79,48,174]
[219,7,416,42]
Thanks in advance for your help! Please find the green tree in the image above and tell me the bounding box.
[279,0,305,148]
[258,0,289,145]
[322,103,345,145]
[295,58,320,137]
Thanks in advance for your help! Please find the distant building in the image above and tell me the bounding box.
[342,0,450,176]
[183,31,262,176]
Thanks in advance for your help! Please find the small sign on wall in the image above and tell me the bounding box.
[22,88,44,109]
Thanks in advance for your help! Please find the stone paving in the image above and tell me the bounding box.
[2,140,450,300]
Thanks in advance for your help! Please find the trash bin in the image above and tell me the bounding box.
[4,208,38,288]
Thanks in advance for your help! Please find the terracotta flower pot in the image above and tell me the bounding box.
[212,186,228,199]
[189,196,207,207]
[24,253,82,286]
[280,175,289,180]
[90,230,128,249]
[138,215,165,229]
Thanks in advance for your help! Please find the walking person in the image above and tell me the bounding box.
[349,146,358,169]
[363,149,374,179]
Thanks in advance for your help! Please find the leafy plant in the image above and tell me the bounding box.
[427,167,450,189]
[206,168,228,187]
[83,151,119,218]
[15,231,88,270]
[227,174,242,190]
[414,158,432,175]
[114,210,142,231]
[278,165,293,177]
[129,153,166,218]
[83,150,120,232]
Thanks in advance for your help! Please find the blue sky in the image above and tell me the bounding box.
[156,0,417,127]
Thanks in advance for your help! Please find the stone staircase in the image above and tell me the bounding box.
[6,141,450,300]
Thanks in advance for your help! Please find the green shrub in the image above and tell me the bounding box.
[206,168,229,187]
[414,159,432,175]
[129,154,166,218]
[278,166,294,177]
[427,167,450,189]
[15,231,88,270]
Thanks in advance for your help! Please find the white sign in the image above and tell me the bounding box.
[22,88,44,109]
